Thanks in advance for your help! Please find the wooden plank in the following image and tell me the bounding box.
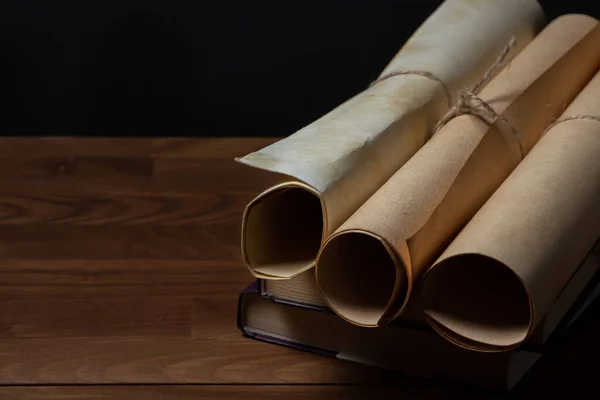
[0,137,277,159]
[0,385,476,400]
[0,297,192,339]
[151,137,278,158]
[0,266,241,338]
[0,159,274,195]
[0,224,240,260]
[0,291,239,340]
[0,138,150,158]
[192,294,241,339]
[0,191,254,226]
[0,226,130,259]
[0,138,278,195]
[0,337,398,384]
[0,158,153,193]
[0,260,250,299]
[125,224,240,260]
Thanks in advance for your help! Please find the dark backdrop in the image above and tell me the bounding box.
[1,1,598,137]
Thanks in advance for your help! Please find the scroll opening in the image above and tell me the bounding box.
[243,185,324,278]
[424,254,532,351]
[316,231,405,327]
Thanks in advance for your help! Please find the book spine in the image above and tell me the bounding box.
[235,281,259,336]
[257,278,330,311]
[236,282,337,358]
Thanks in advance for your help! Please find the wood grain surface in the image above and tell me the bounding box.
[0,137,597,399]
[0,385,491,400]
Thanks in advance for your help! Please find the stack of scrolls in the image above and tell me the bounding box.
[235,0,600,389]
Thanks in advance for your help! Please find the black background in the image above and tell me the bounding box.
[1,1,599,137]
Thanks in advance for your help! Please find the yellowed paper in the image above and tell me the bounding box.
[422,70,600,352]
[237,0,545,280]
[316,15,600,327]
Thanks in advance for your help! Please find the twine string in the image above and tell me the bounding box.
[369,36,524,157]
[432,36,523,153]
[369,70,453,108]
[370,39,600,160]
[432,36,526,159]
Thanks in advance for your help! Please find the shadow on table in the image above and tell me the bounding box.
[510,295,600,398]
[327,294,600,399]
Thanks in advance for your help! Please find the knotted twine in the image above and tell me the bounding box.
[369,36,526,158]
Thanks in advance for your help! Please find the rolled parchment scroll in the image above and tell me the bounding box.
[422,69,600,352]
[316,15,600,327]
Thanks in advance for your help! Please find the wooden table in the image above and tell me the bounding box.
[0,137,597,399]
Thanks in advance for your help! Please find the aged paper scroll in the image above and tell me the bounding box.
[237,0,545,280]
[422,70,600,352]
[316,15,600,327]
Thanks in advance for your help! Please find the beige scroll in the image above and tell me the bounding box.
[315,15,600,327]
[237,0,545,280]
[422,70,600,352]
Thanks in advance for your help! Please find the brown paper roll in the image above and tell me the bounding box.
[237,0,544,280]
[422,70,600,352]
[316,15,600,327]
[242,180,325,279]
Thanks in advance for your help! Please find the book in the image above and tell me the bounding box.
[260,269,326,309]
[240,241,600,390]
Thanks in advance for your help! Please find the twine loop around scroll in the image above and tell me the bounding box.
[433,36,526,158]
[369,36,525,158]
[370,70,453,108]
